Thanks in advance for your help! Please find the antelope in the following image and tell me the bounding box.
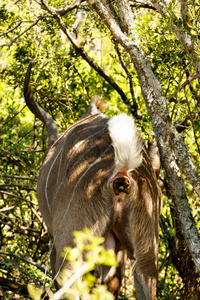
[24,63,162,300]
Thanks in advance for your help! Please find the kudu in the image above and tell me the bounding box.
[24,63,162,300]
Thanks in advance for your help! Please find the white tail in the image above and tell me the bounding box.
[108,114,143,172]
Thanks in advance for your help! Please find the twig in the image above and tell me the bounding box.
[86,16,100,33]
[0,211,41,223]
[0,183,36,192]
[184,87,200,154]
[129,0,156,10]
[0,16,45,47]
[0,20,23,37]
[53,0,84,16]
[0,251,52,277]
[0,190,38,205]
[175,115,190,133]
[0,174,37,182]
[0,255,40,285]
[0,206,15,212]
[39,0,129,105]
[114,41,138,116]
[73,65,91,101]
[168,74,200,102]
[50,262,92,300]
[0,105,26,131]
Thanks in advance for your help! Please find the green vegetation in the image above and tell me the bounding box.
[0,0,200,299]
[28,229,116,300]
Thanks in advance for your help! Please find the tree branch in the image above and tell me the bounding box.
[0,16,45,48]
[53,0,84,16]
[117,0,134,35]
[0,251,52,277]
[129,0,156,10]
[114,41,139,116]
[150,0,200,73]
[0,20,23,38]
[168,74,200,101]
[0,190,38,205]
[184,87,200,154]
[0,105,26,130]
[0,174,37,182]
[39,0,131,110]
[0,255,40,285]
[87,0,200,273]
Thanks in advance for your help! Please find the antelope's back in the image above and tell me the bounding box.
[37,113,115,243]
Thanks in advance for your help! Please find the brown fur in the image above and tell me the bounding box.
[24,63,162,300]
[37,114,162,300]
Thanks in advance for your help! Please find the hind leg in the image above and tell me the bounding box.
[50,244,60,290]
[133,249,158,300]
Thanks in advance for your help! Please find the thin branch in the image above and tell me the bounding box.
[0,20,23,38]
[53,0,84,16]
[2,149,34,173]
[0,183,36,191]
[73,65,91,101]
[0,16,45,48]
[86,16,100,33]
[0,255,40,285]
[0,251,52,277]
[0,206,15,213]
[114,41,138,116]
[0,190,38,205]
[175,115,190,133]
[0,174,37,182]
[50,262,92,300]
[39,0,130,105]
[129,0,156,10]
[0,105,26,131]
[184,87,200,154]
[168,75,200,104]
[0,211,41,223]
[178,74,200,92]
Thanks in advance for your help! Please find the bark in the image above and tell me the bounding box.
[87,0,200,272]
[130,0,156,11]
[180,0,188,27]
[117,0,134,35]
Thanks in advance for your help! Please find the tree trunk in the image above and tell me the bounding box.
[87,0,200,273]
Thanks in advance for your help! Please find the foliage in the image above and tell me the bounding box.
[0,0,200,299]
[28,229,116,300]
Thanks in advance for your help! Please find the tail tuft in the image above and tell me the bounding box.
[108,114,143,172]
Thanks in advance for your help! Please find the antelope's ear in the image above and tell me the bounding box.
[81,95,107,119]
[149,141,161,178]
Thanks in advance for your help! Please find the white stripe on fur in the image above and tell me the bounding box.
[108,113,143,172]
[45,148,62,213]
